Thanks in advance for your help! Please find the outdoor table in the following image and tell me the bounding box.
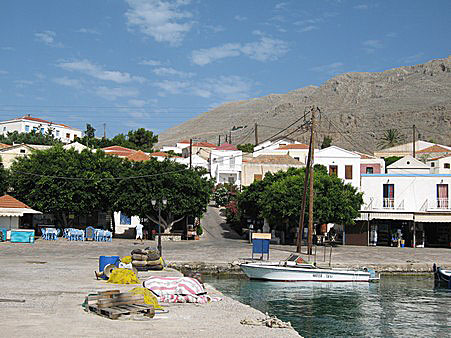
[44,228,58,240]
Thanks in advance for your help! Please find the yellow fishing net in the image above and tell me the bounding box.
[130,287,163,310]
[107,268,140,284]
[121,255,132,264]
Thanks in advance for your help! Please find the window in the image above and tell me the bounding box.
[40,128,44,134]
[120,213,131,225]
[345,165,353,179]
[445,163,450,169]
[431,162,435,167]
[3,127,6,132]
[366,167,374,174]
[20,149,26,154]
[25,125,30,132]
[329,165,338,176]
[66,133,70,139]
[294,157,300,161]
[383,184,394,208]
[33,127,37,132]
[56,130,60,137]
[254,174,263,182]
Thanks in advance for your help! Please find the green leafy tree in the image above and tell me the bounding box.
[259,166,363,227]
[377,129,406,149]
[115,160,213,232]
[85,123,96,138]
[384,156,402,167]
[0,130,61,146]
[8,146,124,227]
[127,128,158,152]
[321,136,333,149]
[237,143,255,153]
[0,159,8,195]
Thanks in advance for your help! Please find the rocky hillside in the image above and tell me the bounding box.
[158,56,451,153]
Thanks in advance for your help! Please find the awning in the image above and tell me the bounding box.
[358,211,414,221]
[415,213,451,223]
[0,208,42,217]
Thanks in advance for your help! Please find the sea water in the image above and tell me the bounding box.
[205,275,450,337]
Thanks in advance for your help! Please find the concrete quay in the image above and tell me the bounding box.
[0,240,300,338]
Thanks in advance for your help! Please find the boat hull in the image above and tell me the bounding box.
[434,267,451,288]
[240,263,372,282]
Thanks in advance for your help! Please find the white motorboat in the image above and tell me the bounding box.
[240,254,379,283]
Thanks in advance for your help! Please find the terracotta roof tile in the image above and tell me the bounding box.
[417,145,451,153]
[0,143,11,149]
[18,116,77,129]
[102,146,136,153]
[192,142,217,148]
[0,195,31,209]
[428,153,451,161]
[127,150,150,162]
[215,143,238,151]
[276,144,309,150]
[149,152,182,158]
[178,140,190,144]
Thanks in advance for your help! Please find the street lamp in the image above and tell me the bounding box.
[151,197,167,257]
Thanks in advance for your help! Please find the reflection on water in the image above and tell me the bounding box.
[205,275,451,337]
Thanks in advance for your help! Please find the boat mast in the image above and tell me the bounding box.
[296,106,318,255]
[307,107,317,255]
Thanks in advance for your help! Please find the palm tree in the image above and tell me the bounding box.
[377,129,406,149]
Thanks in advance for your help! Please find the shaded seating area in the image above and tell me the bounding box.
[41,228,60,240]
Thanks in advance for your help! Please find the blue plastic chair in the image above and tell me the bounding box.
[41,228,47,240]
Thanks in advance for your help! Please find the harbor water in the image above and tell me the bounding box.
[205,275,450,337]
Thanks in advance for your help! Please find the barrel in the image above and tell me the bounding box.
[99,256,120,279]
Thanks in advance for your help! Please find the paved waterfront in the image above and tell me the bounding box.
[0,206,449,337]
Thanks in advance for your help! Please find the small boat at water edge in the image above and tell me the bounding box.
[239,254,379,283]
[433,264,451,288]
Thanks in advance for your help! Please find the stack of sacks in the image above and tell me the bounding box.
[131,248,164,271]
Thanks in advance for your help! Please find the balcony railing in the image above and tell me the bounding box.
[383,198,395,209]
[437,198,449,209]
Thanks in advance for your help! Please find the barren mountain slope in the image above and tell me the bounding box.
[158,56,451,153]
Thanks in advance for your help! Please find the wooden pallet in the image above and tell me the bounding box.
[85,290,155,320]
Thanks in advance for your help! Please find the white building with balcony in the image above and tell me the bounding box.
[0,115,82,143]
[210,143,242,186]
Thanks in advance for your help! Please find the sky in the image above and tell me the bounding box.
[1,0,450,138]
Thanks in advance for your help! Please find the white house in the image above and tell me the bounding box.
[113,212,141,237]
[0,115,82,143]
[159,146,183,154]
[386,155,430,174]
[176,154,209,170]
[210,143,242,186]
[358,173,451,248]
[253,137,302,156]
[427,154,451,174]
[0,144,52,169]
[313,146,361,189]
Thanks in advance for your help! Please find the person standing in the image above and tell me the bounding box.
[135,222,144,242]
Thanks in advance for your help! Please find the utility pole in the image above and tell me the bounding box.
[103,123,106,140]
[296,127,313,253]
[218,135,221,146]
[189,138,193,169]
[229,130,232,144]
[254,123,259,145]
[412,124,416,158]
[307,107,317,255]
[225,134,228,143]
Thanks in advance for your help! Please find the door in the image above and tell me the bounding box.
[329,165,338,176]
[437,184,448,208]
[383,184,394,208]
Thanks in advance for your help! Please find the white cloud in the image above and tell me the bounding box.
[0,70,8,75]
[14,80,34,88]
[128,99,147,107]
[35,30,63,47]
[153,67,194,77]
[191,37,289,66]
[57,59,146,83]
[139,59,162,66]
[76,28,100,35]
[311,62,344,74]
[275,2,288,10]
[362,39,383,53]
[234,15,247,21]
[125,0,193,46]
[298,25,318,32]
[53,77,82,88]
[1,46,15,51]
[95,86,140,100]
[154,75,254,101]
[354,4,369,10]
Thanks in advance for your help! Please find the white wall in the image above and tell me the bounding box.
[314,147,361,189]
[428,157,451,174]
[361,174,451,211]
[211,149,242,185]
[113,211,141,235]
